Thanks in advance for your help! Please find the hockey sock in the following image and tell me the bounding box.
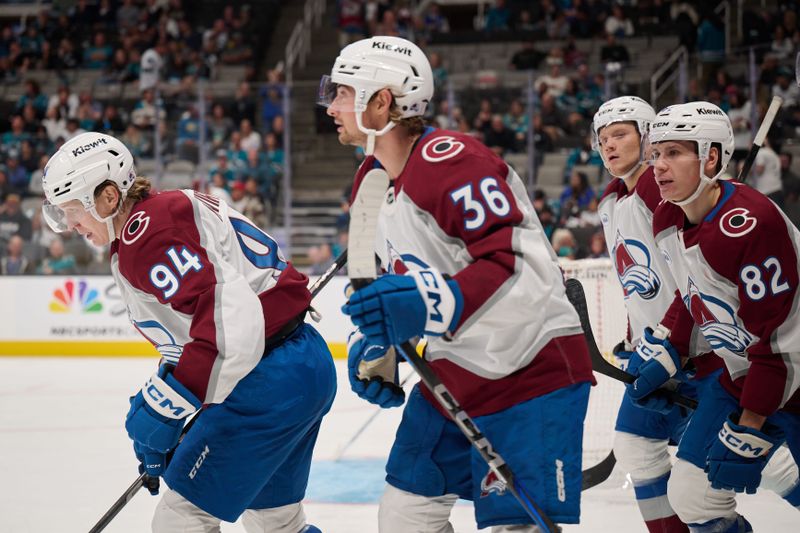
[633,472,689,533]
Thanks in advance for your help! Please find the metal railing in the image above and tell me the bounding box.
[650,46,688,109]
[284,0,326,84]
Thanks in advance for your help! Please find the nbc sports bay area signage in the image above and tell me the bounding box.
[0,276,352,357]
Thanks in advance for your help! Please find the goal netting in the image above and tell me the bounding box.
[560,258,628,468]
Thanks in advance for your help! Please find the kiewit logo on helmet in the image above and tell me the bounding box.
[371,40,412,56]
[71,137,108,157]
[696,108,723,116]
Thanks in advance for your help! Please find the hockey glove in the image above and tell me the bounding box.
[613,338,635,372]
[347,329,404,408]
[125,364,201,453]
[705,413,785,494]
[133,441,165,495]
[342,269,463,347]
[627,326,682,403]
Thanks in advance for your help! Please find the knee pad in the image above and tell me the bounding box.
[241,502,306,533]
[760,444,800,500]
[152,489,221,533]
[378,484,457,533]
[613,431,673,481]
[667,460,737,526]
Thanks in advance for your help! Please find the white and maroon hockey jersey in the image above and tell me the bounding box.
[653,180,800,415]
[598,167,684,346]
[111,190,310,404]
[351,128,594,416]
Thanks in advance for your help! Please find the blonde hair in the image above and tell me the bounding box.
[93,176,152,212]
[124,176,152,202]
[371,89,428,137]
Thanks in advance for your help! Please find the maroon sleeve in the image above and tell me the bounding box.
[705,195,799,415]
[404,146,525,329]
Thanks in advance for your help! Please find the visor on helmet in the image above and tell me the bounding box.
[317,75,357,112]
[42,199,92,233]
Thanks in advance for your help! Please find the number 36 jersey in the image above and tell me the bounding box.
[352,128,594,416]
[110,189,310,405]
[653,180,800,415]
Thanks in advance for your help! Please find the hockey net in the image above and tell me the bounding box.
[560,258,628,467]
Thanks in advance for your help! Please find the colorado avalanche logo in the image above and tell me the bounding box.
[421,136,465,162]
[613,231,661,300]
[132,319,183,363]
[684,278,752,356]
[719,207,757,238]
[480,469,507,498]
[386,241,429,274]
[122,211,150,245]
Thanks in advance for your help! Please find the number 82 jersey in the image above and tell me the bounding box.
[653,180,800,415]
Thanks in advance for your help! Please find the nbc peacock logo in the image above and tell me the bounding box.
[49,279,103,313]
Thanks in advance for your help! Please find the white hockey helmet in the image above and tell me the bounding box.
[42,132,135,239]
[648,101,734,206]
[592,96,655,179]
[319,36,433,154]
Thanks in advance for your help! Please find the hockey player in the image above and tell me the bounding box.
[41,132,335,533]
[592,96,724,533]
[630,102,800,532]
[321,36,595,532]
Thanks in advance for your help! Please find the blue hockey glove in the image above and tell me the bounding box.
[705,413,785,494]
[613,339,635,372]
[342,269,463,347]
[125,364,201,453]
[347,329,404,408]
[627,326,682,404]
[133,441,165,495]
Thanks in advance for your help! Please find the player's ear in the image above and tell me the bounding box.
[372,88,393,116]
[705,145,720,175]
[99,183,120,210]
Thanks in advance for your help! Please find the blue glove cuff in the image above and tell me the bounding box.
[718,414,785,458]
[405,269,464,335]
[142,365,202,421]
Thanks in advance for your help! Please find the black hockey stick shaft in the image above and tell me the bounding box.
[736,95,782,183]
[581,451,616,491]
[565,278,698,411]
[88,249,349,533]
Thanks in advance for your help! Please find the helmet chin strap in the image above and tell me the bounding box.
[608,161,644,180]
[89,202,123,242]
[356,112,396,156]
[604,136,646,180]
[670,160,719,207]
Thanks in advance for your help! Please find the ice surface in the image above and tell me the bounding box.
[0,358,794,532]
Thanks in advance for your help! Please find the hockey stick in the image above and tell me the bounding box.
[88,248,350,533]
[737,95,783,183]
[333,371,414,462]
[348,168,559,532]
[581,450,616,491]
[564,278,698,411]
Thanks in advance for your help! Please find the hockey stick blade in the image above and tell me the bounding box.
[737,95,782,183]
[89,242,351,532]
[582,451,616,491]
[564,278,698,411]
[347,168,558,533]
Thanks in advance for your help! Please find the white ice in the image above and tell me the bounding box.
[0,357,795,532]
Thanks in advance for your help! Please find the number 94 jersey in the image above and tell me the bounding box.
[653,180,800,415]
[110,189,310,406]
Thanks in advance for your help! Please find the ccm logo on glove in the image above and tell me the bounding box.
[407,269,461,335]
[718,422,773,458]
